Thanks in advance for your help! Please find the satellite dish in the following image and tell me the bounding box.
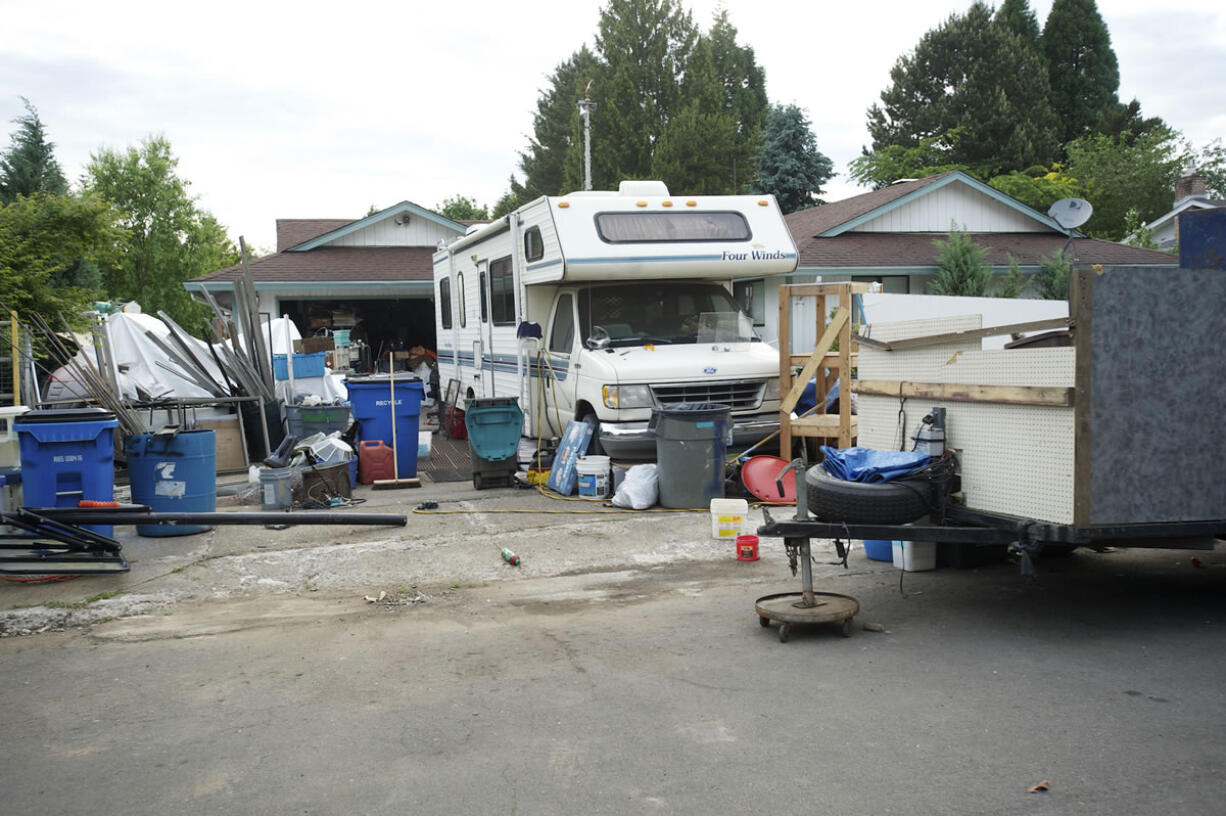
[1048,198,1093,231]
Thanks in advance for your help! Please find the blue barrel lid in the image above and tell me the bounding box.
[14,407,116,424]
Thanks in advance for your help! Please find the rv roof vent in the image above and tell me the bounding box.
[618,180,670,197]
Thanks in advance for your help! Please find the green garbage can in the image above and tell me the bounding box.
[651,402,732,509]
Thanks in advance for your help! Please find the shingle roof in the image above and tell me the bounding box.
[796,232,1176,268]
[276,219,353,252]
[191,246,436,283]
[785,174,953,239]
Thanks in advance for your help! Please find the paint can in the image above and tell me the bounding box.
[736,534,760,562]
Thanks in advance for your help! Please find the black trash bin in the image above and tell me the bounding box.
[651,402,732,509]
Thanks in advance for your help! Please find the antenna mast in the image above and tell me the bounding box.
[578,81,596,191]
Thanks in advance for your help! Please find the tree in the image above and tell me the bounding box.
[1042,0,1120,147]
[996,0,1043,56]
[1122,208,1159,249]
[929,228,992,296]
[1034,249,1070,300]
[1194,138,1226,199]
[436,196,489,222]
[1063,127,1183,240]
[0,98,69,203]
[519,47,600,197]
[848,133,970,190]
[1094,98,1166,144]
[84,135,238,327]
[865,2,1059,180]
[0,192,122,321]
[587,0,697,187]
[754,104,834,213]
[704,9,768,187]
[651,34,753,194]
[987,164,1085,212]
[994,255,1031,298]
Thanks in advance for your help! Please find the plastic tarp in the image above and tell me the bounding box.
[819,446,930,483]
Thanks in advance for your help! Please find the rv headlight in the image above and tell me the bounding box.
[763,379,781,401]
[603,384,652,409]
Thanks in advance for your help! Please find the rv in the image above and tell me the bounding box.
[431,181,798,459]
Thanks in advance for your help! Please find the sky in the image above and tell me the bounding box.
[2,0,1224,252]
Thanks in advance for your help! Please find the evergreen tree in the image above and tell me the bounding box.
[1034,249,1071,300]
[754,104,834,213]
[0,98,69,203]
[519,47,599,197]
[706,9,768,184]
[584,0,697,188]
[84,135,238,326]
[1094,98,1166,144]
[929,228,992,296]
[1042,0,1120,147]
[866,2,1059,180]
[996,0,1042,54]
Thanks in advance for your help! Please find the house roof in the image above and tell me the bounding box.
[288,200,465,251]
[786,174,953,238]
[1144,196,1226,233]
[276,219,351,252]
[796,233,1178,269]
[191,246,437,284]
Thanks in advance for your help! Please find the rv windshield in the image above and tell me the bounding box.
[578,282,756,347]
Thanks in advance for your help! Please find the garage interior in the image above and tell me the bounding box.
[277,298,436,374]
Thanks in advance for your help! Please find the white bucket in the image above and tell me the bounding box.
[576,455,611,499]
[710,498,749,539]
[418,430,432,460]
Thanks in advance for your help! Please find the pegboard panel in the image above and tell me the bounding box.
[859,315,981,382]
[861,314,981,344]
[858,394,1075,524]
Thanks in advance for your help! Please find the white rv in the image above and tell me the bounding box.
[431,180,798,458]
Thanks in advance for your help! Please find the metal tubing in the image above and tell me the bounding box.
[28,509,408,527]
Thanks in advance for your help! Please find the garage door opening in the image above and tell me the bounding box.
[278,298,435,375]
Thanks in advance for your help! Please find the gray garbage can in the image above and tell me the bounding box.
[651,402,732,509]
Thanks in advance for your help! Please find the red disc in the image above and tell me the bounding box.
[740,455,797,503]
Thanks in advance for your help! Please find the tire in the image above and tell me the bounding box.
[581,412,606,456]
[804,465,935,524]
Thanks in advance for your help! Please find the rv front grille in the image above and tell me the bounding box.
[650,380,765,411]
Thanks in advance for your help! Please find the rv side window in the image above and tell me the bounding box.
[594,211,751,243]
[734,279,766,327]
[490,256,515,326]
[439,278,452,329]
[524,227,544,261]
[479,268,488,323]
[549,294,574,354]
[458,272,467,328]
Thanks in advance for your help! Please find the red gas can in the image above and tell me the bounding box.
[358,440,395,484]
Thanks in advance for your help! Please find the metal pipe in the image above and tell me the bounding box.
[29,509,408,527]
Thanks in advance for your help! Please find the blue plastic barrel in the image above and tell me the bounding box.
[126,430,217,537]
[346,376,424,477]
[14,409,119,536]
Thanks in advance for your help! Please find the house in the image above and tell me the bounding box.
[735,171,1177,347]
[1138,164,1225,250]
[186,201,469,368]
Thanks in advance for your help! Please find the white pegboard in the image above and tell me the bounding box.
[859,395,1075,524]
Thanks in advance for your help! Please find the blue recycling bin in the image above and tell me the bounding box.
[126,430,217,537]
[346,375,424,478]
[14,408,119,537]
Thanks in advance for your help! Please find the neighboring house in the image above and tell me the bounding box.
[1138,167,1225,250]
[186,201,469,364]
[734,171,1177,347]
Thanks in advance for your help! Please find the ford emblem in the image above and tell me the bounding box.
[703,367,717,374]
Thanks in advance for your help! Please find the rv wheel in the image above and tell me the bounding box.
[582,413,606,456]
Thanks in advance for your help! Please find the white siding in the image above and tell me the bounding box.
[333,217,462,248]
[857,183,1047,233]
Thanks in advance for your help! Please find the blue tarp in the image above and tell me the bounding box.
[819,446,931,483]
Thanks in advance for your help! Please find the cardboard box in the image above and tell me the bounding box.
[197,416,247,473]
[293,337,335,354]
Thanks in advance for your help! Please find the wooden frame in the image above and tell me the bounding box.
[777,282,870,456]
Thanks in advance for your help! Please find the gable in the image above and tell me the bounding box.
[856,181,1052,234]
[328,216,468,249]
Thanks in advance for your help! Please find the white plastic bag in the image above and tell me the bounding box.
[611,464,659,510]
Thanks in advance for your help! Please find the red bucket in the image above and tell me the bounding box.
[736,534,759,562]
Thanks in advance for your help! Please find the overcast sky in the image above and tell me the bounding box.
[2,0,1223,252]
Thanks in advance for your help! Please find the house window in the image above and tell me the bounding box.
[479,268,488,323]
[458,272,467,328]
[733,279,766,326]
[524,227,544,262]
[549,294,574,354]
[594,211,751,243]
[490,256,515,325]
[439,278,452,329]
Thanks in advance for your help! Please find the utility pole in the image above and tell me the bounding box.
[578,81,596,191]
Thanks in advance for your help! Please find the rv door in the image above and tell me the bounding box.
[543,292,578,432]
